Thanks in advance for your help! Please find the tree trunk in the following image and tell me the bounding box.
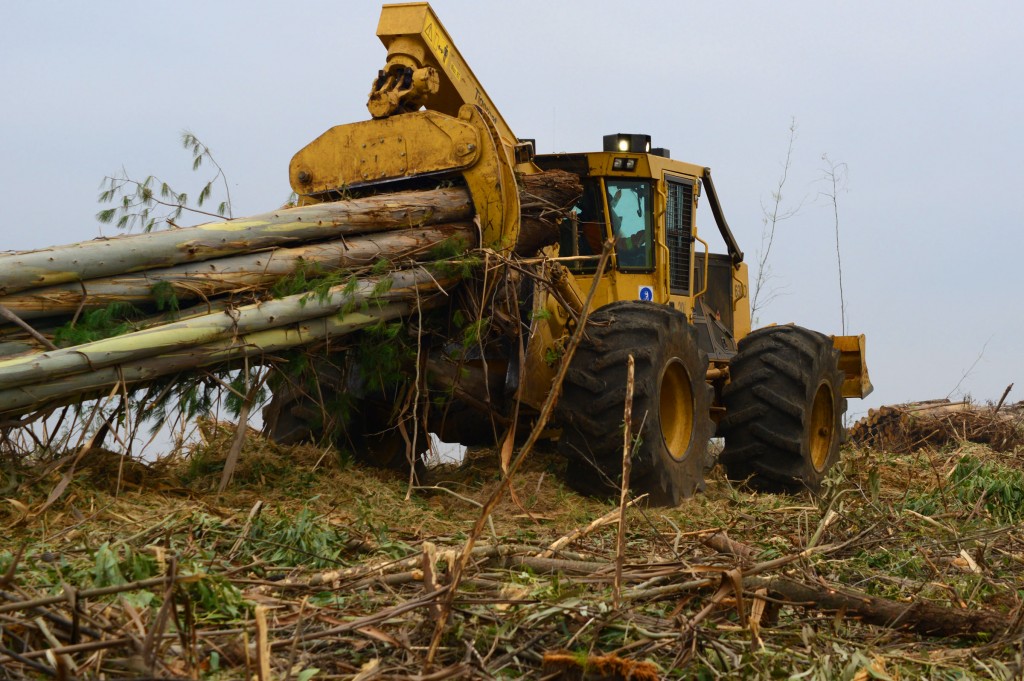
[0,223,475,320]
[0,298,449,420]
[0,268,452,394]
[0,188,474,296]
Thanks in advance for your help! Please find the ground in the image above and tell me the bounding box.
[1,429,1022,679]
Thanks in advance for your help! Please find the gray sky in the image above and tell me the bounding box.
[1,1,1021,418]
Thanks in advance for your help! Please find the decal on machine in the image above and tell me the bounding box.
[638,285,653,302]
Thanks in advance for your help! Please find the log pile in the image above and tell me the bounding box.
[849,397,1024,452]
[0,171,580,423]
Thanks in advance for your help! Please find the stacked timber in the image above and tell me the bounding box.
[0,170,581,423]
[849,398,1024,452]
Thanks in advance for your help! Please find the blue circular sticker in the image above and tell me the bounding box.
[639,286,653,302]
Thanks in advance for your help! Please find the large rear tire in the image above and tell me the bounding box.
[719,325,846,492]
[556,302,714,506]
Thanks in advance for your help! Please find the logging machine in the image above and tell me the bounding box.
[268,2,873,503]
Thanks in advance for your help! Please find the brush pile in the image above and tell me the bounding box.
[849,398,1024,453]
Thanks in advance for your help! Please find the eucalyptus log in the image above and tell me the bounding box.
[0,298,447,419]
[0,223,475,320]
[0,188,474,296]
[849,398,1024,452]
[0,169,580,299]
[0,268,450,393]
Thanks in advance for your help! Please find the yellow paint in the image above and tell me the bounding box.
[832,334,874,398]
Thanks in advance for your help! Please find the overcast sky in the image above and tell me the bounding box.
[1,1,1021,419]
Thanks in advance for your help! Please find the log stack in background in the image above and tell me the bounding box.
[849,398,1024,453]
[0,170,581,423]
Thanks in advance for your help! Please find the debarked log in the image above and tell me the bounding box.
[0,168,580,300]
[0,268,453,394]
[0,187,475,296]
[0,223,476,320]
[0,297,446,419]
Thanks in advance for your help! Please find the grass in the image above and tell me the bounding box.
[1,433,1022,679]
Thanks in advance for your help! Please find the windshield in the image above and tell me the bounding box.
[607,179,653,269]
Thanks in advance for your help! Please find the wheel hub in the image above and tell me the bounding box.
[809,382,835,472]
[660,359,695,460]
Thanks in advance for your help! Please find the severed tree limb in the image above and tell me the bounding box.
[747,575,1013,639]
[0,304,57,350]
[704,529,1013,639]
[535,494,647,560]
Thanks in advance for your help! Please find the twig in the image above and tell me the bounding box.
[228,500,265,561]
[994,383,1013,413]
[218,365,268,493]
[0,543,26,588]
[536,495,648,559]
[255,605,272,681]
[0,303,58,351]
[613,354,635,610]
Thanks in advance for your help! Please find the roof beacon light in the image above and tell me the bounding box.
[603,133,652,154]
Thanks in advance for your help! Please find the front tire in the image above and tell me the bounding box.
[719,325,846,492]
[556,302,714,506]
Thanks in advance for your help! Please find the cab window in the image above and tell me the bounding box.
[607,179,653,269]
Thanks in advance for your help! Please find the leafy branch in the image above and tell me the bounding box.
[96,130,232,233]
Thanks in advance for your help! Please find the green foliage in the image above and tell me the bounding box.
[461,317,490,350]
[90,542,159,589]
[270,259,357,309]
[142,374,220,431]
[530,307,552,322]
[354,319,414,394]
[150,280,180,313]
[246,507,349,569]
[224,367,267,418]
[53,302,142,346]
[948,454,1024,523]
[426,235,480,279]
[370,275,394,300]
[183,572,248,623]
[96,130,231,233]
[91,542,126,588]
[903,453,1024,524]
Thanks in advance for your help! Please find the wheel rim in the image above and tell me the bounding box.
[809,382,835,472]
[660,359,694,460]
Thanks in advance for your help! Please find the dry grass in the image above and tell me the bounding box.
[1,430,1022,679]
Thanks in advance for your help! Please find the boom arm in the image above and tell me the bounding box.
[369,3,519,151]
